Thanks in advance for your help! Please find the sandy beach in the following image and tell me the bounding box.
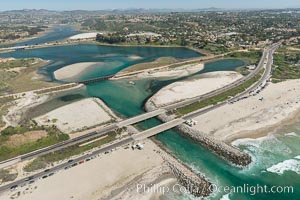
[189,79,300,142]
[149,71,242,107]
[0,140,171,200]
[149,70,300,142]
[34,98,115,133]
[54,62,102,81]
[69,32,100,40]
[116,63,204,80]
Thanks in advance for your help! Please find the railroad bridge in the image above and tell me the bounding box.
[77,74,115,84]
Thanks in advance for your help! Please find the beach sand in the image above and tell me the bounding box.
[150,71,242,107]
[69,32,100,40]
[54,62,102,81]
[34,98,115,133]
[149,70,300,142]
[191,79,300,142]
[114,63,204,80]
[0,140,169,200]
[137,63,204,79]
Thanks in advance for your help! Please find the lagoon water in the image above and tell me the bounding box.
[86,72,300,200]
[1,30,299,199]
[0,26,81,48]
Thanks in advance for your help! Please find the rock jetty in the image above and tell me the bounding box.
[145,101,252,167]
[156,142,212,197]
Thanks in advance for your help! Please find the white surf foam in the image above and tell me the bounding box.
[266,158,300,175]
[220,193,230,200]
[284,132,299,137]
[294,155,300,160]
[231,134,275,148]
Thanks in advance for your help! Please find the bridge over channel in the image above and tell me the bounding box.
[77,74,115,84]
[0,109,167,169]
[132,118,185,141]
[117,109,166,127]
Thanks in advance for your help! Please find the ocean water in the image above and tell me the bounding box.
[84,62,300,200]
[1,35,298,199]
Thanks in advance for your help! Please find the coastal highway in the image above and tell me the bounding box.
[183,43,280,119]
[0,44,279,169]
[132,118,186,140]
[0,137,134,193]
[0,110,166,168]
[163,43,280,112]
[117,109,165,127]
[0,44,279,193]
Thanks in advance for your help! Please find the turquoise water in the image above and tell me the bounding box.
[0,44,201,81]
[1,40,299,199]
[87,77,300,200]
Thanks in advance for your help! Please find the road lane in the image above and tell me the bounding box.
[0,44,279,194]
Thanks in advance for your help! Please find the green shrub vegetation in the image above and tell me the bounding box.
[0,125,69,161]
[272,50,300,82]
[0,58,57,94]
[24,131,118,172]
[175,70,263,116]
[0,58,37,70]
[226,51,262,64]
[226,51,262,76]
[202,44,229,55]
[0,169,17,183]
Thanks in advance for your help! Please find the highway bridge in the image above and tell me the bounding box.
[131,44,279,142]
[117,109,165,127]
[0,109,166,169]
[0,44,280,194]
[132,119,185,141]
[0,44,279,169]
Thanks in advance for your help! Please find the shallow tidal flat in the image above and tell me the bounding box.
[53,62,103,81]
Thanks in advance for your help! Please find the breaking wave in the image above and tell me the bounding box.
[266,156,300,175]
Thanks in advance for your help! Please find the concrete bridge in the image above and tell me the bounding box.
[117,109,166,127]
[0,109,167,168]
[132,118,185,141]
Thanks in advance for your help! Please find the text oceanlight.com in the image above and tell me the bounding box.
[136,183,294,196]
[209,184,294,196]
